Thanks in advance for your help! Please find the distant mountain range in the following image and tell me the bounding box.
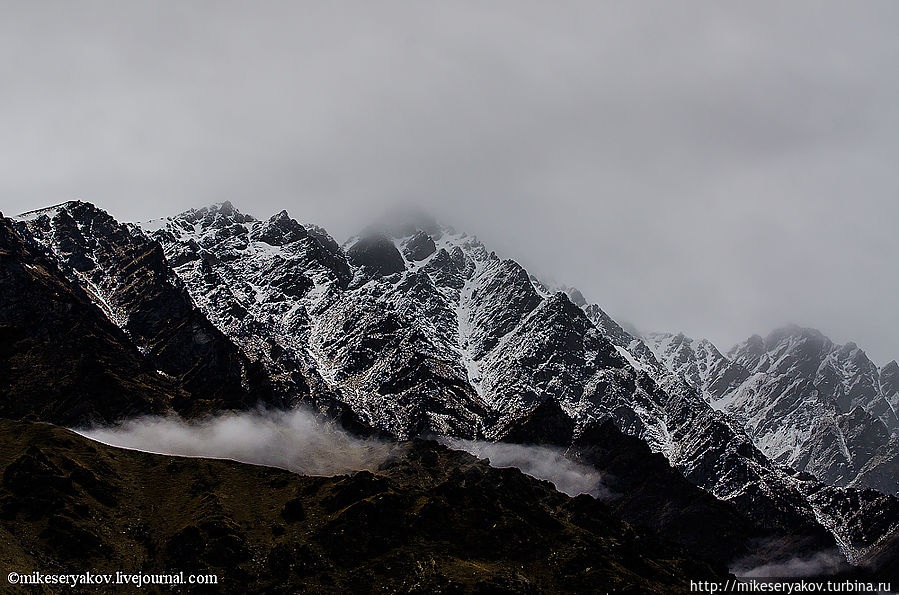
[645,328,899,495]
[2,200,898,585]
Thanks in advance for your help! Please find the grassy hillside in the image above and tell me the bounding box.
[0,419,728,593]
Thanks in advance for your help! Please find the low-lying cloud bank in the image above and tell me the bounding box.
[733,549,846,579]
[78,408,394,476]
[77,409,610,500]
[441,438,610,499]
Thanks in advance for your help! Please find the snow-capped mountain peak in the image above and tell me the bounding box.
[10,199,899,566]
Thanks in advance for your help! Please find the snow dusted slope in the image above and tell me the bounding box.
[644,327,899,496]
[882,360,899,414]
[144,203,687,449]
[643,332,749,405]
[139,203,384,428]
[135,203,899,561]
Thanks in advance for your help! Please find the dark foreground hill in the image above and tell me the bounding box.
[0,419,728,594]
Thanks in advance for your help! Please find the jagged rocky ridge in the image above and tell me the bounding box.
[15,202,277,416]
[7,201,899,574]
[0,212,175,424]
[140,202,899,568]
[644,328,899,496]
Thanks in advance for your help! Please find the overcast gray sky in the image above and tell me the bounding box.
[2,1,897,363]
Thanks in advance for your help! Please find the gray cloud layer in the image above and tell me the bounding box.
[79,409,608,500]
[441,438,609,499]
[2,1,897,362]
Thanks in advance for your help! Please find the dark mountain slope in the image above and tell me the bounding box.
[16,202,276,414]
[494,404,836,569]
[0,213,174,425]
[0,418,729,593]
